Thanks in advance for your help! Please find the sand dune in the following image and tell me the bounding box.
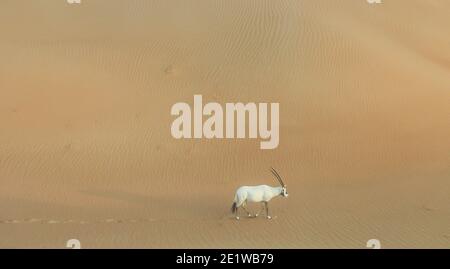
[0,0,449,248]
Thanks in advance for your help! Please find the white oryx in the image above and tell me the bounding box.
[231,167,288,220]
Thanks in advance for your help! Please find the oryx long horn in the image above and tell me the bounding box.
[270,167,285,187]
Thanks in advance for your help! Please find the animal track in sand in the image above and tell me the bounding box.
[0,218,157,225]
[1,216,238,225]
[164,65,176,75]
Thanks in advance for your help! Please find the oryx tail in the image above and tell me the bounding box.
[231,202,237,214]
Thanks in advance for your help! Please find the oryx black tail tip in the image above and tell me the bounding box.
[231,202,237,214]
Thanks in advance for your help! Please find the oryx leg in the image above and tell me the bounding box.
[255,202,265,217]
[264,201,272,219]
[241,201,253,218]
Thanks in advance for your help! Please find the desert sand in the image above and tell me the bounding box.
[0,0,449,248]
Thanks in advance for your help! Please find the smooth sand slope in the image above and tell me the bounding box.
[0,0,449,248]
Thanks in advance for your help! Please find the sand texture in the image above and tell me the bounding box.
[0,0,449,248]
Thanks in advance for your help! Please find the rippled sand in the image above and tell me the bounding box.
[0,0,449,248]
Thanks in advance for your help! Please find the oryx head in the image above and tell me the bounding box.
[270,167,288,197]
